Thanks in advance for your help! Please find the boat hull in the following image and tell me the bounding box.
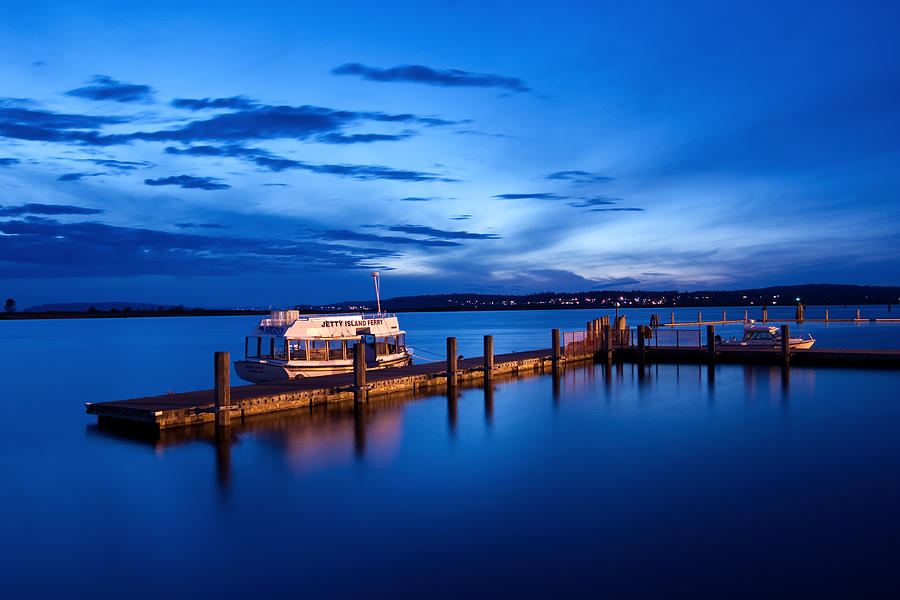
[234,354,412,384]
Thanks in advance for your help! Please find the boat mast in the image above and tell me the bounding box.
[371,271,382,314]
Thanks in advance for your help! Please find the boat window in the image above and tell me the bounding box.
[273,339,287,361]
[341,340,349,359]
[246,336,261,358]
[258,337,277,359]
[375,336,388,356]
[309,340,328,361]
[288,339,307,361]
[387,335,398,354]
[328,340,344,360]
[398,333,406,348]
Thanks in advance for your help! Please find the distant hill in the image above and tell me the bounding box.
[25,302,176,312]
[297,284,900,312]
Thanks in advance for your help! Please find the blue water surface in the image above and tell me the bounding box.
[1,308,899,598]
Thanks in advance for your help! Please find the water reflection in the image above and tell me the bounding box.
[87,360,817,499]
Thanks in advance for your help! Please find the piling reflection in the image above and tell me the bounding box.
[484,383,494,425]
[87,360,819,500]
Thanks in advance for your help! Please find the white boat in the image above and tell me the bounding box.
[719,320,815,350]
[234,272,413,383]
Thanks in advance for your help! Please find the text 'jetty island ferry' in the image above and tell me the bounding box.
[234,272,413,383]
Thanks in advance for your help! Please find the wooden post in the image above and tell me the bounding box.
[744,309,748,322]
[856,308,861,320]
[447,337,457,388]
[637,325,646,365]
[552,328,561,364]
[762,305,768,322]
[825,309,829,322]
[698,311,702,324]
[706,325,715,363]
[354,341,367,403]
[722,310,727,323]
[781,324,790,366]
[671,311,675,325]
[483,335,493,380]
[214,351,231,427]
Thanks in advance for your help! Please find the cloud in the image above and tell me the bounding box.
[86,159,152,170]
[0,203,103,216]
[263,183,289,187]
[451,214,471,220]
[316,132,413,144]
[164,144,456,181]
[320,229,462,247]
[0,218,397,278]
[492,193,565,200]
[566,196,620,208]
[545,170,613,184]
[58,172,102,182]
[399,196,437,202]
[386,224,500,240]
[332,63,530,93]
[0,157,20,166]
[66,75,154,103]
[144,175,230,190]
[174,223,229,229]
[589,207,644,212]
[171,96,259,111]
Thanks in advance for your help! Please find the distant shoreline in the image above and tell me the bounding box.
[0,302,894,321]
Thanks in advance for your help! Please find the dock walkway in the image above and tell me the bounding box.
[87,348,563,429]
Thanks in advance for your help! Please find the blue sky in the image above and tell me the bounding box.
[1,0,898,307]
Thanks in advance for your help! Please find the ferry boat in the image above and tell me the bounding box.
[719,320,815,349]
[234,273,413,383]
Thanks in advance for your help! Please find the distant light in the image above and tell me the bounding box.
[795,297,801,302]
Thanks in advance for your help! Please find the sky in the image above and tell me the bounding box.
[1,0,899,307]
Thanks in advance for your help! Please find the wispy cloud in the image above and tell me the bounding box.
[399,196,437,202]
[0,203,103,216]
[165,144,456,181]
[66,75,154,103]
[0,157,20,166]
[451,214,471,220]
[144,175,230,190]
[386,224,500,240]
[171,96,258,111]
[545,170,613,184]
[174,222,229,229]
[320,229,462,247]
[493,193,565,200]
[566,196,619,208]
[316,132,413,144]
[333,63,530,93]
[58,172,102,182]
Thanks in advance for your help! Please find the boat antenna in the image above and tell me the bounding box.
[371,271,381,314]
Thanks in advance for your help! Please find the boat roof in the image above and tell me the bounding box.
[744,320,779,333]
[252,310,404,339]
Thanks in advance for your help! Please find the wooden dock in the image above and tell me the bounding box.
[87,325,900,431]
[87,346,573,429]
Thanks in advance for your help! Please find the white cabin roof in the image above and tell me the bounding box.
[744,320,779,333]
[252,310,403,339]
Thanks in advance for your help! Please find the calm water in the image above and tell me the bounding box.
[1,308,899,597]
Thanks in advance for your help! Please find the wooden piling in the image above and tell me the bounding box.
[551,328,561,364]
[781,324,791,366]
[698,311,702,324]
[483,335,493,380]
[671,311,675,325]
[214,351,231,427]
[744,309,748,321]
[825,309,829,322]
[706,325,716,363]
[763,306,768,322]
[353,342,367,403]
[722,310,727,322]
[856,308,861,320]
[447,337,458,388]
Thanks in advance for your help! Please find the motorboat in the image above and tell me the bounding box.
[234,272,412,383]
[719,320,815,349]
